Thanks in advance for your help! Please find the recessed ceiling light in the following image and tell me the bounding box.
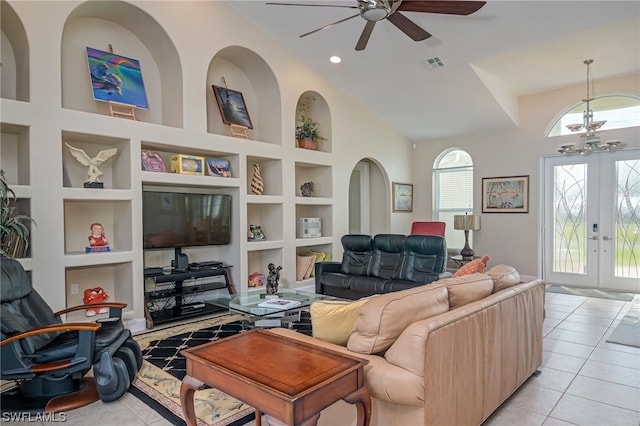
[330,56,341,64]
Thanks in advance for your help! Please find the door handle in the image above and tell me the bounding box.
[602,236,610,241]
[590,236,598,240]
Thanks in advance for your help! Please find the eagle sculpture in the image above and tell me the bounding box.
[65,143,118,183]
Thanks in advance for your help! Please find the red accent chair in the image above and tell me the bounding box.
[410,221,446,237]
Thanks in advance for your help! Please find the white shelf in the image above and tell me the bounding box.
[62,188,134,201]
[295,196,332,205]
[141,171,241,188]
[63,251,135,268]
[246,240,285,251]
[295,237,333,247]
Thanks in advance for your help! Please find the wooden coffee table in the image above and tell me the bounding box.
[180,329,371,426]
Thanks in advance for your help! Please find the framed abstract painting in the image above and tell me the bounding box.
[392,182,413,212]
[86,47,149,109]
[482,175,529,213]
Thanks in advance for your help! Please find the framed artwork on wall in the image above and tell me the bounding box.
[212,85,253,129]
[392,182,413,212]
[85,47,149,109]
[482,175,529,213]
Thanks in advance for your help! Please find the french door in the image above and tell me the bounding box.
[543,149,640,292]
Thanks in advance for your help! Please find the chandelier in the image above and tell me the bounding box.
[558,59,624,155]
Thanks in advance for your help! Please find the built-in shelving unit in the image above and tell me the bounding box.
[1,0,335,328]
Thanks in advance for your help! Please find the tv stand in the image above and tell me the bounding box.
[143,263,236,329]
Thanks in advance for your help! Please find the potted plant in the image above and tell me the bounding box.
[295,94,326,150]
[0,169,34,258]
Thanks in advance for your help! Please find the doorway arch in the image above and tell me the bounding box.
[348,158,389,235]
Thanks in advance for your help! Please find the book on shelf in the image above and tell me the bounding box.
[257,298,301,310]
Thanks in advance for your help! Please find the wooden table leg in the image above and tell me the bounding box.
[343,386,371,426]
[255,409,262,426]
[180,375,205,426]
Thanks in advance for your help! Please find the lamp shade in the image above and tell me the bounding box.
[454,214,480,231]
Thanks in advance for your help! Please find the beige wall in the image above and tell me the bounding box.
[413,73,640,277]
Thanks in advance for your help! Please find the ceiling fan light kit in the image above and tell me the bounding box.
[267,0,486,51]
[558,59,625,156]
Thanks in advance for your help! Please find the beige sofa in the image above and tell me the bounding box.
[271,266,545,426]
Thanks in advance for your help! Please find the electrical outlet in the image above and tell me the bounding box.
[70,283,79,295]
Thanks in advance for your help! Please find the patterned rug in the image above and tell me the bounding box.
[131,313,312,426]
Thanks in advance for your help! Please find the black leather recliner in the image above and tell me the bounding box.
[0,256,142,413]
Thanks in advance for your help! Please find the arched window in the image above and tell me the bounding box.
[432,149,473,250]
[546,94,640,137]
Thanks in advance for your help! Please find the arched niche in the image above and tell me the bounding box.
[295,90,331,153]
[1,1,29,101]
[61,1,182,127]
[348,158,389,235]
[206,46,281,144]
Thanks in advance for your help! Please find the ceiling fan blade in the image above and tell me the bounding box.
[397,1,486,15]
[266,2,357,9]
[355,21,376,51]
[387,12,431,41]
[299,13,360,38]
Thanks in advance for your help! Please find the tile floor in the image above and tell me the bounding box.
[3,289,639,426]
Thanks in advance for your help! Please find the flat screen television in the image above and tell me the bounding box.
[142,191,231,249]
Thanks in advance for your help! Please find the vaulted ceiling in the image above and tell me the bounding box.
[228,1,640,142]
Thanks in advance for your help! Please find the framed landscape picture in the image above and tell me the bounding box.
[212,85,253,129]
[392,182,413,212]
[85,47,149,109]
[482,175,529,213]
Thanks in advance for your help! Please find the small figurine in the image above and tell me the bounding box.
[300,181,314,197]
[247,224,266,241]
[65,142,118,187]
[89,222,109,247]
[266,263,282,295]
[83,287,109,316]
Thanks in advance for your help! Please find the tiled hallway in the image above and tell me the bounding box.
[4,289,639,426]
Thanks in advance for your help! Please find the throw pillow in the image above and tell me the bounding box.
[347,283,449,355]
[453,255,490,277]
[305,250,328,277]
[296,255,316,280]
[310,298,370,346]
[487,264,520,293]
[438,273,494,309]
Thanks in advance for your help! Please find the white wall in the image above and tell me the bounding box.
[413,73,640,277]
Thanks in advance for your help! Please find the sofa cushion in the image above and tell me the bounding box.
[439,273,494,309]
[305,249,330,277]
[401,235,448,281]
[347,282,449,354]
[487,264,520,292]
[369,234,406,279]
[452,255,490,277]
[296,255,316,280]
[340,234,374,275]
[310,298,370,346]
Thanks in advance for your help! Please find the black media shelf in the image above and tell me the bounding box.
[143,264,235,329]
[145,281,228,300]
[148,303,227,326]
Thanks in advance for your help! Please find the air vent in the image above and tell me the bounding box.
[420,56,446,70]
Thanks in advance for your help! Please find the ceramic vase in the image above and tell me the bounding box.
[251,163,264,195]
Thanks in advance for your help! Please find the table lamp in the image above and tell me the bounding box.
[454,214,480,258]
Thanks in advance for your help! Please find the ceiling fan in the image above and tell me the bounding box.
[265,0,486,51]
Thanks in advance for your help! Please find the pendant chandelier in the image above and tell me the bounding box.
[558,59,624,155]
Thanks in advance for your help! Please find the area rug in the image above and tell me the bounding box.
[606,305,640,348]
[131,313,312,426]
[545,285,636,301]
[131,314,254,426]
